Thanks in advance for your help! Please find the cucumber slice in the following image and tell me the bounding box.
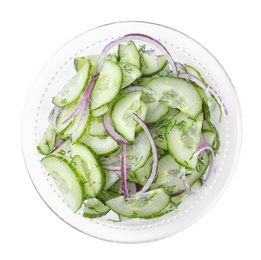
[141,54,168,77]
[71,142,106,197]
[106,188,170,218]
[52,60,91,108]
[118,62,142,89]
[62,103,91,142]
[104,171,120,190]
[146,76,202,117]
[151,152,209,193]
[135,155,153,186]
[145,101,169,124]
[166,112,203,170]
[91,105,109,118]
[89,116,107,137]
[83,198,110,218]
[90,60,122,110]
[118,40,141,69]
[134,99,148,132]
[97,190,121,203]
[80,132,119,156]
[37,123,56,155]
[202,119,220,154]
[111,91,142,143]
[74,55,99,74]
[41,155,84,212]
[126,130,151,172]
[54,104,75,135]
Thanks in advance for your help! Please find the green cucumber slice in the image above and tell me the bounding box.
[52,60,91,108]
[166,112,203,170]
[91,105,109,118]
[126,130,151,172]
[118,40,141,69]
[141,54,168,77]
[88,116,107,137]
[118,62,142,89]
[80,132,119,156]
[71,142,106,197]
[106,188,170,218]
[111,91,142,143]
[37,123,56,155]
[74,55,99,74]
[83,198,110,218]
[146,76,202,117]
[41,155,84,212]
[145,101,169,124]
[90,60,122,110]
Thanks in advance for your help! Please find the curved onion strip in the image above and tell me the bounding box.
[62,74,96,124]
[132,113,158,194]
[102,113,130,145]
[194,143,215,182]
[121,144,128,198]
[97,33,178,76]
[121,86,160,101]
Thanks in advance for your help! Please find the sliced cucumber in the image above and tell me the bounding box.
[118,40,141,69]
[62,103,91,142]
[135,155,153,186]
[146,76,202,117]
[202,119,220,154]
[74,55,99,74]
[166,112,203,170]
[104,170,120,190]
[83,198,110,218]
[88,116,107,137]
[90,60,122,110]
[37,123,56,155]
[91,105,109,118]
[111,91,142,143]
[106,188,170,218]
[41,155,84,212]
[141,54,168,77]
[126,130,151,172]
[54,104,75,135]
[118,62,142,89]
[97,190,121,203]
[134,99,148,132]
[151,152,209,193]
[80,132,119,156]
[53,60,91,108]
[71,142,106,197]
[145,101,169,124]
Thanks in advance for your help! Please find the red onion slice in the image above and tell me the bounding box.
[132,113,158,194]
[120,144,128,198]
[102,113,130,145]
[97,33,178,77]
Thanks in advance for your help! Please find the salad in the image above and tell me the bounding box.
[37,33,228,220]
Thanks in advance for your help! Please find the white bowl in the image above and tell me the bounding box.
[22,21,242,243]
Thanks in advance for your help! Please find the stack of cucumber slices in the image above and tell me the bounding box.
[37,33,227,220]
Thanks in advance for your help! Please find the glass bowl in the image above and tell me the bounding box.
[22,21,242,243]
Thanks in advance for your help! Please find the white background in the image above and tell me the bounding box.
[1,0,260,259]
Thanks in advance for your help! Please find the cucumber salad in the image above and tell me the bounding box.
[37,33,228,220]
